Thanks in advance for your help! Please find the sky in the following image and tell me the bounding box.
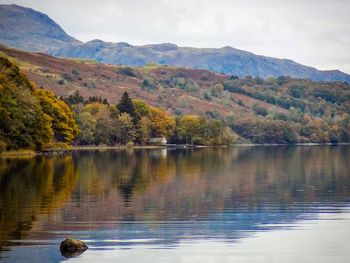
[1,0,350,73]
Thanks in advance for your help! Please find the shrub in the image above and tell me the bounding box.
[141,78,157,90]
[0,140,7,154]
[252,104,268,116]
[116,67,137,77]
[57,79,65,85]
[62,73,73,81]
[126,141,134,148]
[72,69,80,76]
[203,91,211,101]
[238,99,244,106]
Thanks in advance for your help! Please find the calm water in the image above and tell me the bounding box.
[0,146,350,262]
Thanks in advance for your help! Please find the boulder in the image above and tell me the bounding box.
[60,238,88,258]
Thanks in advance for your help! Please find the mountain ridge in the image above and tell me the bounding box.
[53,39,350,82]
[0,4,80,52]
[0,4,349,83]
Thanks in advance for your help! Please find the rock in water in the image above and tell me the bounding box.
[60,238,88,258]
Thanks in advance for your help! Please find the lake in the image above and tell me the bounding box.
[0,146,350,262]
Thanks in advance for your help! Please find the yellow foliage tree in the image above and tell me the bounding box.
[37,89,78,144]
[148,106,175,138]
[177,115,202,144]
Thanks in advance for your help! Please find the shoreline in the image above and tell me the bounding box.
[1,143,350,158]
[232,142,350,147]
[0,149,36,158]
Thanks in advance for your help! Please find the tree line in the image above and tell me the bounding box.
[69,91,236,146]
[221,76,350,143]
[0,56,235,152]
[1,54,350,152]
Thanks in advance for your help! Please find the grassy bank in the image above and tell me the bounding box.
[1,149,36,158]
[2,143,349,158]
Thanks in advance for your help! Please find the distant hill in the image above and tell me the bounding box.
[0,4,80,52]
[53,40,350,83]
[0,4,349,83]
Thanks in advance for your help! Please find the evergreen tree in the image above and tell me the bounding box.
[117,92,137,122]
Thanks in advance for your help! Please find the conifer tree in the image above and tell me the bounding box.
[117,92,137,122]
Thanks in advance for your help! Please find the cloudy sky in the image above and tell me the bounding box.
[1,0,350,73]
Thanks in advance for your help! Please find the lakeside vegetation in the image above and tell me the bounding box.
[0,56,78,152]
[223,76,350,144]
[0,56,235,153]
[65,91,236,147]
[1,53,350,154]
[2,46,350,145]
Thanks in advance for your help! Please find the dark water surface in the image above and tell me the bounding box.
[0,146,350,262]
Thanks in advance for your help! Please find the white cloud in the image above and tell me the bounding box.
[0,0,349,73]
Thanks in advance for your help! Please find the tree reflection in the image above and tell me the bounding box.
[0,156,79,255]
[1,146,350,257]
[63,147,350,222]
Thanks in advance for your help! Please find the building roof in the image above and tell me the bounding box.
[149,137,167,143]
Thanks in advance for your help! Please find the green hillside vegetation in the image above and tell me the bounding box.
[0,56,78,152]
[114,68,350,144]
[136,69,350,143]
[221,76,350,143]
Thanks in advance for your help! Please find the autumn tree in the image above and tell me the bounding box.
[37,89,78,144]
[148,107,175,138]
[136,117,151,145]
[76,111,96,145]
[0,56,53,150]
[133,99,151,119]
[94,105,116,145]
[177,115,202,144]
[116,113,137,145]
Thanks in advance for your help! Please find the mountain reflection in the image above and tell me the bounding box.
[0,146,350,258]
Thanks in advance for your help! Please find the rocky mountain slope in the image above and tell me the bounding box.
[0,4,80,52]
[0,4,349,83]
[53,40,350,83]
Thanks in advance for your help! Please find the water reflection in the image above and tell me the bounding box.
[0,146,350,262]
[0,156,79,260]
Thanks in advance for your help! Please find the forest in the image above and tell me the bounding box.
[0,45,349,147]
[1,52,350,153]
[0,56,77,151]
[63,91,236,147]
[222,76,350,143]
[0,56,235,152]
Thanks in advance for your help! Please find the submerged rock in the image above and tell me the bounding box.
[60,238,88,258]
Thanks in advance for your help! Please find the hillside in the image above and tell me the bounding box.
[53,40,350,83]
[0,4,80,52]
[0,4,349,83]
[1,45,349,144]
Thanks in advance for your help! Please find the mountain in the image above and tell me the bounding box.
[0,4,349,83]
[0,4,80,52]
[53,40,350,83]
